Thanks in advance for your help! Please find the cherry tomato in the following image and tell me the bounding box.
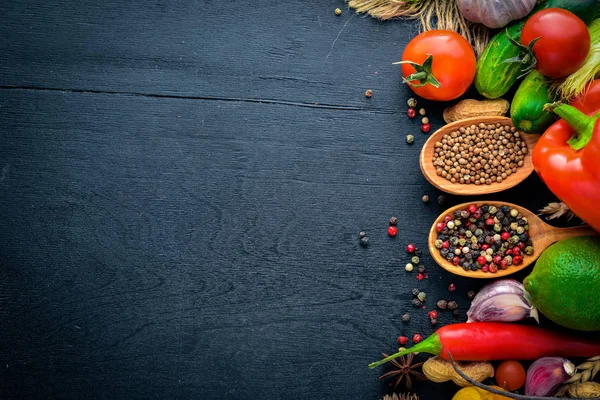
[495,360,526,391]
[399,30,476,101]
[521,8,590,78]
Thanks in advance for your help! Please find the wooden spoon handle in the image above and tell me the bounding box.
[544,225,598,246]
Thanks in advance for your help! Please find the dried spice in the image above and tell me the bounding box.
[433,123,527,185]
[539,202,578,221]
[382,393,420,400]
[378,353,426,390]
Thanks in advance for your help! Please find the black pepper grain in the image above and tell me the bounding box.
[447,300,458,310]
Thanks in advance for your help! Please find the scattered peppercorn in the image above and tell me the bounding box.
[430,318,438,326]
[359,231,366,238]
[389,216,398,226]
[411,288,420,297]
[397,336,409,345]
[359,236,369,247]
[405,263,414,272]
[418,265,425,274]
[447,300,458,310]
[416,272,424,281]
[417,291,427,302]
[467,290,475,300]
[406,134,414,144]
[422,195,429,203]
[407,98,417,108]
[407,108,417,119]
[365,89,373,98]
[432,123,528,185]
[437,299,447,310]
[428,310,438,319]
[419,108,426,116]
[411,256,420,265]
[402,313,411,323]
[335,7,342,15]
[412,298,422,307]
[421,123,431,133]
[421,117,429,125]
[448,283,456,292]
[413,333,423,343]
[388,226,398,237]
[437,195,446,205]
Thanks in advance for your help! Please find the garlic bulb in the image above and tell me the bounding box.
[467,279,539,323]
[525,357,576,396]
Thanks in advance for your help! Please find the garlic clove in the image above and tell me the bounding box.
[525,357,576,397]
[467,293,538,323]
[470,279,526,307]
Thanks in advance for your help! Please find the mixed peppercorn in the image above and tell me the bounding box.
[434,203,533,273]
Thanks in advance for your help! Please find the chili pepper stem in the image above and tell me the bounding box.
[368,333,442,369]
[543,102,600,150]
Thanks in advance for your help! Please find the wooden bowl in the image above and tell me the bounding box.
[420,117,540,196]
[429,201,597,279]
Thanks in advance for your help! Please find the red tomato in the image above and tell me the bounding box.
[521,8,590,78]
[495,360,526,391]
[399,30,476,101]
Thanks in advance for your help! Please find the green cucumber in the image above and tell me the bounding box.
[475,0,599,99]
[510,70,555,134]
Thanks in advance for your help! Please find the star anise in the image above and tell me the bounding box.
[378,353,426,390]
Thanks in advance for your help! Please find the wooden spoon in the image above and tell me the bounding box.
[420,117,540,196]
[428,201,597,279]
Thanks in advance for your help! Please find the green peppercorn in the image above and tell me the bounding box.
[510,222,519,231]
[434,239,443,249]
[510,235,519,244]
[525,246,534,255]
[407,98,417,108]
[465,231,473,238]
[335,7,342,15]
[516,226,525,234]
[454,219,462,227]
[470,236,478,244]
[406,134,414,144]
[475,229,483,237]
[505,255,513,265]
[493,223,501,232]
[458,238,466,247]
[510,208,519,217]
[411,256,420,264]
[488,206,497,214]
[417,291,427,302]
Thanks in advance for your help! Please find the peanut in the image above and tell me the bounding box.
[422,356,494,387]
[567,382,600,398]
[443,99,510,123]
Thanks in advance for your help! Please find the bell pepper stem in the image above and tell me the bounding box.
[543,102,600,151]
[368,333,442,369]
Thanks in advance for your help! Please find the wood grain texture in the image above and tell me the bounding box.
[0,1,576,399]
[428,201,598,279]
[420,117,540,196]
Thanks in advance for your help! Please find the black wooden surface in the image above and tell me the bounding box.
[0,1,562,399]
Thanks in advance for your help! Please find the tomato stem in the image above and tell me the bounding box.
[503,31,540,79]
[393,54,441,89]
[543,102,600,150]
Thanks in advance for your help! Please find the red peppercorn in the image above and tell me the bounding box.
[444,214,452,222]
[413,333,423,343]
[441,241,449,249]
[407,107,416,118]
[416,273,424,281]
[421,123,431,133]
[477,255,487,265]
[465,221,471,227]
[489,264,499,273]
[493,255,502,265]
[428,310,438,319]
[388,226,398,237]
[500,259,508,269]
[485,218,495,226]
[452,256,460,265]
[505,248,513,255]
[513,255,523,266]
[473,211,481,219]
[397,336,409,345]
[501,232,511,241]
[481,265,489,273]
[467,204,478,214]
[448,283,456,292]
[513,247,521,256]
[518,242,526,250]
[436,222,446,232]
[406,244,416,253]
[481,244,489,251]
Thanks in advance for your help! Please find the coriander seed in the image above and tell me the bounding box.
[335,7,342,15]
[365,89,372,98]
[422,195,429,203]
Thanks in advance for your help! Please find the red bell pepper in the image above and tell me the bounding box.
[368,322,600,368]
[532,80,600,232]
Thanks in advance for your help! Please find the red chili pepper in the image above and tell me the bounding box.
[368,322,600,369]
[533,80,600,232]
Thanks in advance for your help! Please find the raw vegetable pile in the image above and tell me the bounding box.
[348,0,600,399]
